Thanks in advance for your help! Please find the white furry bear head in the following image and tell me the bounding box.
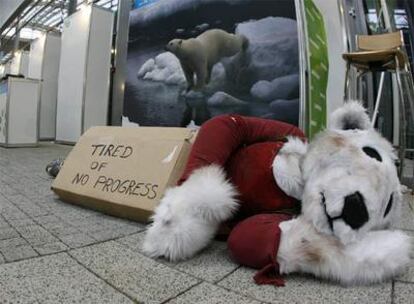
[165,39,183,56]
[299,101,401,245]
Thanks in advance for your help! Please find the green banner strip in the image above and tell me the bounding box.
[304,0,328,138]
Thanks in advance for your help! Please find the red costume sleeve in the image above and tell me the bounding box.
[178,114,305,184]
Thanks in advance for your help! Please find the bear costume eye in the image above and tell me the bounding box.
[384,194,393,218]
[362,146,382,162]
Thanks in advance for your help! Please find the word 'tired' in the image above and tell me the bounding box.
[91,144,133,158]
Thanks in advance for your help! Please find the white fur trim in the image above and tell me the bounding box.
[273,137,307,200]
[143,165,238,261]
[278,217,412,285]
[329,100,371,131]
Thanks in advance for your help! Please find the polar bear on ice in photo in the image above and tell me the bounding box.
[165,29,249,91]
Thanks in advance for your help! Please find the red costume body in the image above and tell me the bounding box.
[177,114,306,285]
[179,114,304,213]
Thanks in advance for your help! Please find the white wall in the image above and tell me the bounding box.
[29,33,62,140]
[56,6,91,142]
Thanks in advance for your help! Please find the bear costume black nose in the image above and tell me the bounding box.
[342,192,369,230]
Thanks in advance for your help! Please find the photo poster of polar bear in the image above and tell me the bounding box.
[123,0,301,128]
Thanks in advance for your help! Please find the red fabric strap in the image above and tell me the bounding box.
[253,263,285,287]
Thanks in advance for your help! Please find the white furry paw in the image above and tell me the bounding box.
[278,217,412,285]
[273,136,307,200]
[143,165,238,261]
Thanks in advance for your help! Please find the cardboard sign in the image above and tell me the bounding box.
[52,126,196,222]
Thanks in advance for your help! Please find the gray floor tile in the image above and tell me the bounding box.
[33,241,69,255]
[395,231,414,283]
[6,193,49,217]
[99,221,145,235]
[393,282,414,304]
[167,282,262,304]
[393,195,414,231]
[33,214,61,225]
[0,237,28,249]
[1,206,29,220]
[116,231,178,268]
[88,227,134,242]
[174,241,239,283]
[0,183,20,197]
[15,225,59,246]
[58,233,98,248]
[218,268,392,304]
[40,221,81,237]
[95,215,143,229]
[7,217,36,227]
[1,244,38,262]
[116,231,146,252]
[0,216,9,228]
[9,218,36,227]
[0,253,134,303]
[70,240,199,303]
[72,221,106,234]
[0,227,19,240]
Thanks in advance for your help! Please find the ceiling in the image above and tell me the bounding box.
[0,0,120,63]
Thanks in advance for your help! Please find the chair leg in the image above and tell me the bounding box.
[344,62,351,101]
[355,70,367,102]
[402,69,414,127]
[395,57,407,178]
[401,69,414,185]
[371,72,385,127]
[356,71,361,101]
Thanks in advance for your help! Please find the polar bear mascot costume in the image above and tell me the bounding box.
[143,101,412,286]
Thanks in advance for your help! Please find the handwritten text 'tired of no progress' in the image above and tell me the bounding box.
[71,144,159,200]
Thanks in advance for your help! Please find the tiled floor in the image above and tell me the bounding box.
[0,143,413,304]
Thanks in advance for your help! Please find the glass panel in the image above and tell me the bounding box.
[387,0,414,157]
[364,0,386,33]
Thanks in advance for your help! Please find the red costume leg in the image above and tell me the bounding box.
[227,213,292,286]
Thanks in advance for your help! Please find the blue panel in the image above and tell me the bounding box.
[134,0,159,9]
[0,81,7,95]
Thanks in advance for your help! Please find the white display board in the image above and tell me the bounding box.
[0,77,40,147]
[0,65,5,79]
[28,33,61,140]
[56,5,114,144]
[0,62,11,78]
[0,82,7,143]
[10,51,29,77]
